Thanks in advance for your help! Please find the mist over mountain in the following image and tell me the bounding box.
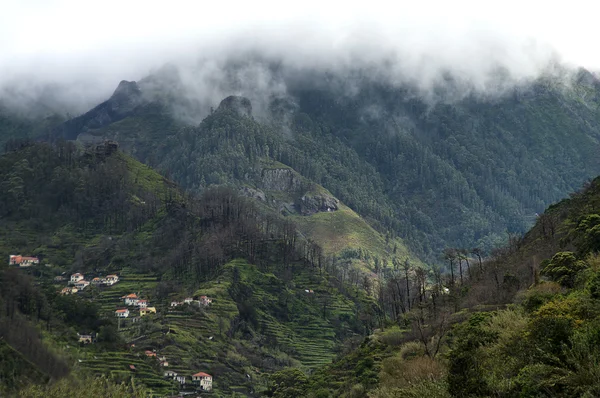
[4,0,600,116]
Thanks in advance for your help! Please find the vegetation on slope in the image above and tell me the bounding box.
[0,142,381,397]
[276,174,600,398]
[39,65,600,263]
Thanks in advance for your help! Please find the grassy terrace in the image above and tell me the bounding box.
[69,259,367,396]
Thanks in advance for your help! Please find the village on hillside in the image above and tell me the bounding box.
[67,274,213,393]
[10,255,216,394]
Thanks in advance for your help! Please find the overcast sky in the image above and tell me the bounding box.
[1,0,599,112]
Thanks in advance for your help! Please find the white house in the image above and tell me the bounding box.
[115,309,129,318]
[175,375,186,385]
[122,294,139,306]
[137,299,148,308]
[61,287,78,295]
[192,372,212,391]
[170,301,180,307]
[91,277,105,285]
[183,297,193,304]
[70,273,84,283]
[74,280,90,290]
[164,370,177,378]
[105,274,119,285]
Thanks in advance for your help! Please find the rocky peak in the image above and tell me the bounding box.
[109,81,142,112]
[216,96,252,117]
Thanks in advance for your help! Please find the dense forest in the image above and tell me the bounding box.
[40,63,600,261]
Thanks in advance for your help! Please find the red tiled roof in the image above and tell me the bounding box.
[193,372,211,377]
[122,293,138,299]
[115,309,128,313]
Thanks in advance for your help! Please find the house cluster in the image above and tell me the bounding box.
[91,274,119,286]
[163,370,213,391]
[9,255,39,267]
[60,273,119,295]
[115,293,156,318]
[170,296,212,308]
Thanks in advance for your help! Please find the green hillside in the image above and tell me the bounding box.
[0,142,379,397]
[278,175,600,398]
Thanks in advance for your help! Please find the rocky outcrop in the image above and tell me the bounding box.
[51,80,144,141]
[216,96,252,117]
[296,194,339,216]
[239,186,266,202]
[260,168,302,192]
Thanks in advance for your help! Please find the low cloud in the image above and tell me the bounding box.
[1,0,598,117]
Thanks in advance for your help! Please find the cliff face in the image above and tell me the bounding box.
[256,165,339,216]
[260,168,301,192]
[297,194,339,215]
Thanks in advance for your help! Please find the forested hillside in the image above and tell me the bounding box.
[270,171,600,398]
[0,141,383,396]
[40,63,600,261]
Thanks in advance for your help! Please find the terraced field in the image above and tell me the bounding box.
[79,351,176,396]
[68,259,371,396]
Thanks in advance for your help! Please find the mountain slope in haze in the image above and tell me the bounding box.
[64,91,418,270]
[0,142,381,397]
[40,63,600,263]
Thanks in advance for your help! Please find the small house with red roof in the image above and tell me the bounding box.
[192,372,213,391]
[122,293,139,306]
[74,280,90,290]
[115,308,129,318]
[91,277,105,285]
[10,255,40,267]
[137,299,148,308]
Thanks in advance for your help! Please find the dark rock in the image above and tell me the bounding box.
[296,194,339,215]
[261,168,301,192]
[239,187,266,201]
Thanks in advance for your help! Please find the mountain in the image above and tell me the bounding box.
[40,63,600,263]
[0,141,385,396]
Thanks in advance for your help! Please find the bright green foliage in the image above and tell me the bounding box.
[447,313,498,397]
[267,368,308,397]
[576,214,600,254]
[541,252,587,287]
